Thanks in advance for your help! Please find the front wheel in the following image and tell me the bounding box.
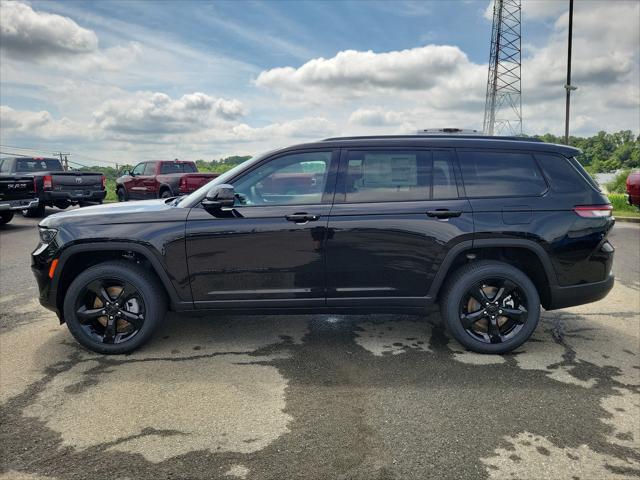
[63,261,167,354]
[116,188,128,202]
[0,211,14,225]
[440,260,540,354]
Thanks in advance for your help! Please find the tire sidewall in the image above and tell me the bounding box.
[63,262,164,354]
[0,211,14,225]
[442,262,540,354]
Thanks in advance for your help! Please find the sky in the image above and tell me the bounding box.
[0,0,638,166]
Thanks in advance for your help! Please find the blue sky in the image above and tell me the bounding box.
[1,0,638,165]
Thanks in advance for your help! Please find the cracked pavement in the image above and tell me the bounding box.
[1,212,639,480]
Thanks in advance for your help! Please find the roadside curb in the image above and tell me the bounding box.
[615,216,640,223]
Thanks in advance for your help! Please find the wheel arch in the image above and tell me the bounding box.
[53,242,188,321]
[158,184,173,197]
[430,239,557,309]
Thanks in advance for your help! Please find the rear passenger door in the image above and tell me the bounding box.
[325,148,473,306]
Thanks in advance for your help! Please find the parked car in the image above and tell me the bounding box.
[0,172,39,225]
[0,157,106,217]
[115,160,218,201]
[32,135,615,355]
[626,170,640,208]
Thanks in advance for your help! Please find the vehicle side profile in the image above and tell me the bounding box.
[32,135,615,354]
[115,160,218,201]
[0,157,106,217]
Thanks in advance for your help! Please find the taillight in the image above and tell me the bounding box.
[33,177,37,192]
[43,175,52,190]
[101,175,106,189]
[573,205,613,218]
[179,177,187,190]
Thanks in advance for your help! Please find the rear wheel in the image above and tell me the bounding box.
[440,260,540,354]
[22,203,45,218]
[0,211,14,225]
[63,261,167,354]
[160,189,172,199]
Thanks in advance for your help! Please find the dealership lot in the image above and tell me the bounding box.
[1,212,638,480]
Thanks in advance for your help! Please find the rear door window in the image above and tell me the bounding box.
[457,150,547,197]
[432,150,458,199]
[160,162,196,174]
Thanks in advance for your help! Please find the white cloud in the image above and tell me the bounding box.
[0,105,88,140]
[348,108,406,127]
[256,44,477,96]
[92,92,246,134]
[0,1,98,59]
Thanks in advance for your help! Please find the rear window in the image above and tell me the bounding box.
[535,154,590,193]
[458,151,547,197]
[160,162,197,174]
[15,158,61,172]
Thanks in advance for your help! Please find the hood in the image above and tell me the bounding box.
[40,199,188,228]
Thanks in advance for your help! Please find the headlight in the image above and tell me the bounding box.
[39,227,58,244]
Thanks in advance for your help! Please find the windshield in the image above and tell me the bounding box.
[178,156,260,207]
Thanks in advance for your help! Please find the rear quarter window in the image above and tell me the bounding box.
[457,150,547,197]
[535,154,590,193]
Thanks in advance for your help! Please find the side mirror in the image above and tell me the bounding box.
[202,184,235,210]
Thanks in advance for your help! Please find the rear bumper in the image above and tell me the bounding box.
[0,198,39,211]
[547,274,615,310]
[42,190,106,203]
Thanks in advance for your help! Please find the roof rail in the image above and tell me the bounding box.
[321,134,542,142]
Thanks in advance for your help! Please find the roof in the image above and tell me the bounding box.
[282,135,581,157]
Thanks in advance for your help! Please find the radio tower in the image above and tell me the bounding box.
[483,0,522,136]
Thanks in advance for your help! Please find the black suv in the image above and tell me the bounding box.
[32,135,615,354]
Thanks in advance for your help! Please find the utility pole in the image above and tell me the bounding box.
[56,152,71,171]
[564,0,576,145]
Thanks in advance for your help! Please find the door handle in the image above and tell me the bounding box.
[285,213,320,223]
[426,209,462,219]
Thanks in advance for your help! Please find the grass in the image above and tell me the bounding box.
[104,179,117,203]
[608,193,640,218]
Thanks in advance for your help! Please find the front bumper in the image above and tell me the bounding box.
[0,198,39,211]
[31,242,60,317]
[547,274,615,310]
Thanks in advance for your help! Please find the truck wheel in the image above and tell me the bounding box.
[22,204,46,218]
[160,189,172,199]
[0,211,14,225]
[439,260,540,354]
[117,188,128,202]
[63,261,167,354]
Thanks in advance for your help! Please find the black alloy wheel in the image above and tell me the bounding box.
[63,261,166,354]
[75,279,146,345]
[440,260,540,354]
[459,278,528,345]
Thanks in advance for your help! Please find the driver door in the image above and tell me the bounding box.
[185,149,338,308]
[127,163,147,199]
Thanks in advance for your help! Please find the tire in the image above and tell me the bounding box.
[439,260,540,354]
[160,189,172,199]
[116,188,128,202]
[0,211,14,225]
[22,203,45,218]
[63,261,167,354]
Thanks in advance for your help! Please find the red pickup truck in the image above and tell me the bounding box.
[115,160,218,201]
[627,170,640,208]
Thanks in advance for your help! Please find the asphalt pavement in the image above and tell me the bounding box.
[1,209,638,480]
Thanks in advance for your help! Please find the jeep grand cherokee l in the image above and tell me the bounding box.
[32,135,615,354]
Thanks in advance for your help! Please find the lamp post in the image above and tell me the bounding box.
[564,0,576,145]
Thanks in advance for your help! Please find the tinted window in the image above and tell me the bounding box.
[458,151,547,197]
[0,159,9,173]
[131,163,146,175]
[344,150,431,202]
[15,158,61,172]
[233,151,331,206]
[568,156,601,191]
[160,162,197,174]
[432,151,458,199]
[536,154,588,193]
[143,163,156,175]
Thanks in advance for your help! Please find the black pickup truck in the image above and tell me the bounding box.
[0,173,39,225]
[0,157,106,217]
